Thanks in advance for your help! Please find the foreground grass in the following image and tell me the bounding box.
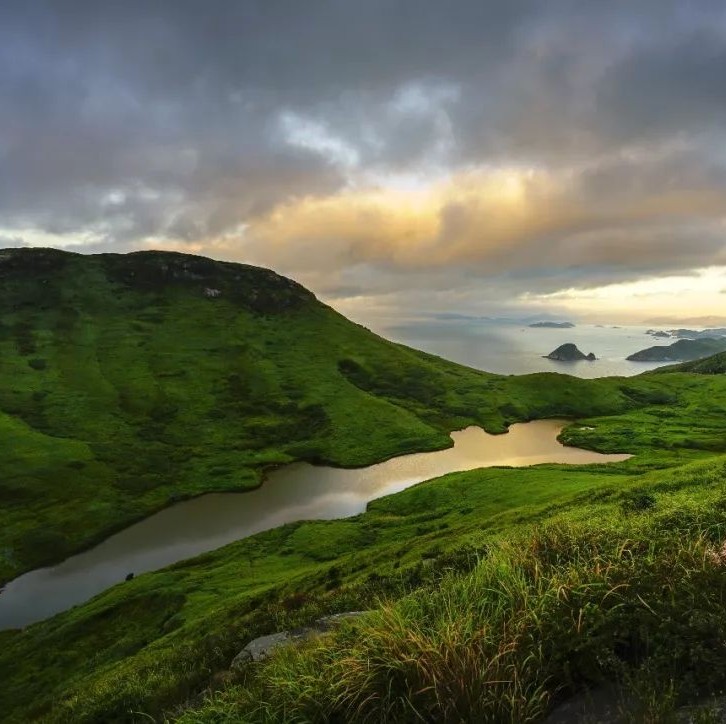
[3,456,726,722]
[177,462,726,723]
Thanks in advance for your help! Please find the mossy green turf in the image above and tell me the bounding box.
[3,248,726,721]
[0,247,692,582]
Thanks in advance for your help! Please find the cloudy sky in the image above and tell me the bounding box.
[3,1,726,325]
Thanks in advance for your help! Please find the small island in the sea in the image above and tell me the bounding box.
[627,337,726,362]
[544,343,596,361]
[529,321,575,328]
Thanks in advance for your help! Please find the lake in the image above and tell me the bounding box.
[0,420,629,630]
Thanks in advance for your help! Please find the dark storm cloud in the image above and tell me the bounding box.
[596,29,726,143]
[2,0,726,313]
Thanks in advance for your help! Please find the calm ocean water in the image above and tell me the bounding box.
[379,319,668,378]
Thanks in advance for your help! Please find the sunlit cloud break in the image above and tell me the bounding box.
[2,1,726,323]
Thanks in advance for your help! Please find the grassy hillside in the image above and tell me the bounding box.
[3,248,726,722]
[184,462,726,724]
[2,452,726,722]
[627,336,726,361]
[0,247,683,583]
[659,350,726,375]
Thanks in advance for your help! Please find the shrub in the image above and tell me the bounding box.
[620,492,657,514]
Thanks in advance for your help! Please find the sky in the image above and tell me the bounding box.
[3,1,726,326]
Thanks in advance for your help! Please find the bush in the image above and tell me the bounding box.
[620,492,657,514]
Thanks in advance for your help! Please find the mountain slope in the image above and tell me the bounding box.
[0,248,646,582]
[626,337,726,362]
[4,250,726,721]
[658,350,726,374]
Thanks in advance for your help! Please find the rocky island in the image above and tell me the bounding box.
[544,343,596,361]
[529,321,575,328]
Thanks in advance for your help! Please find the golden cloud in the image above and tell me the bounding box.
[230,163,726,277]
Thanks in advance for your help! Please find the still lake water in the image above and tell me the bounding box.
[0,420,630,629]
[381,320,667,377]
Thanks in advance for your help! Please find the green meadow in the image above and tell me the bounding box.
[2,248,726,722]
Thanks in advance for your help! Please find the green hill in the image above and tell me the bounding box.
[0,247,662,583]
[626,336,726,362]
[3,249,726,722]
[659,350,726,374]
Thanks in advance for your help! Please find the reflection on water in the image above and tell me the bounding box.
[0,420,629,629]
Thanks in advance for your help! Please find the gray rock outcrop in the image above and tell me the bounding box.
[231,611,365,671]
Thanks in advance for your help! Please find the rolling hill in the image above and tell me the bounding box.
[0,247,662,583]
[3,248,726,722]
[627,337,726,362]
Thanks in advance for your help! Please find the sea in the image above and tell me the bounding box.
[376,318,669,378]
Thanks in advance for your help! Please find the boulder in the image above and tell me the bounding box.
[230,611,366,671]
[231,632,292,670]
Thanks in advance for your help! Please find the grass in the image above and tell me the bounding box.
[3,248,726,721]
[2,248,722,582]
[174,463,726,723]
[3,457,726,722]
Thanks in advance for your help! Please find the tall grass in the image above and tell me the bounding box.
[179,517,726,723]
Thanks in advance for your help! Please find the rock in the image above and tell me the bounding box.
[675,695,726,722]
[544,343,597,361]
[231,632,292,670]
[230,611,366,671]
[545,685,625,723]
[230,647,253,671]
[546,688,726,723]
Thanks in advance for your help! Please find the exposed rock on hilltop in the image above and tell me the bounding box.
[545,343,596,361]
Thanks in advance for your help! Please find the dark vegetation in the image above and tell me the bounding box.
[627,337,726,362]
[3,248,726,721]
[659,351,726,375]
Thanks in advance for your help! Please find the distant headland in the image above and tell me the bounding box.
[529,321,575,329]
